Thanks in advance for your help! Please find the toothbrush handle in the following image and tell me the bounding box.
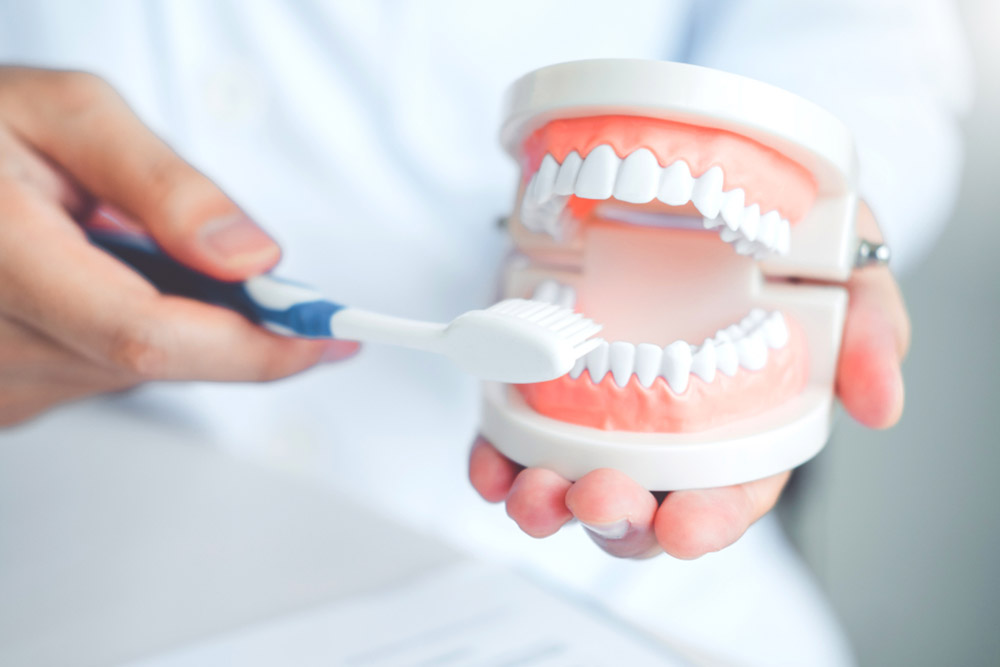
[85,228,345,339]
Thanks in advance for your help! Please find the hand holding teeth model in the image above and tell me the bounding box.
[481,59,865,491]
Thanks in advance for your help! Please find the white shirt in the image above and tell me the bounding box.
[0,1,971,664]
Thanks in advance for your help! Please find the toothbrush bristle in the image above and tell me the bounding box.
[488,299,602,346]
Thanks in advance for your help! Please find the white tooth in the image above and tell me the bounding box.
[519,196,542,232]
[555,285,577,310]
[585,340,610,383]
[553,151,582,196]
[569,355,587,379]
[762,311,789,348]
[725,324,744,341]
[703,216,724,230]
[745,308,768,328]
[741,203,760,241]
[690,340,716,384]
[520,195,568,239]
[613,148,660,204]
[714,340,739,377]
[691,166,724,219]
[533,154,559,204]
[735,238,757,255]
[531,280,560,303]
[609,341,636,388]
[543,197,569,238]
[633,343,663,388]
[776,219,791,255]
[736,331,768,370]
[524,172,539,204]
[758,211,781,250]
[657,161,694,206]
[574,145,620,200]
[660,340,692,394]
[719,227,741,243]
[720,189,745,231]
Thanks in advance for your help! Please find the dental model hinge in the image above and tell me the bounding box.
[855,239,891,269]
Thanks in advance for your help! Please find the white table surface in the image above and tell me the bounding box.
[0,397,460,666]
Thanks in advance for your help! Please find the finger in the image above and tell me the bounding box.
[0,68,278,280]
[0,191,358,381]
[0,315,130,387]
[505,468,573,538]
[565,469,660,559]
[0,123,88,214]
[654,471,790,560]
[468,437,522,503]
[837,204,910,429]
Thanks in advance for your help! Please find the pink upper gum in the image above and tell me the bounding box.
[521,115,818,223]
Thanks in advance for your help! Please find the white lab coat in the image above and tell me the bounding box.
[0,1,971,665]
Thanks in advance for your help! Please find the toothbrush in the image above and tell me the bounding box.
[85,228,602,383]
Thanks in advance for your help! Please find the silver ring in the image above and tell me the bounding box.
[855,239,891,268]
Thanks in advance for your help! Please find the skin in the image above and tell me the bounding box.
[470,203,910,560]
[0,66,358,426]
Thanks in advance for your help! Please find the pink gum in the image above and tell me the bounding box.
[516,318,809,433]
[521,115,817,223]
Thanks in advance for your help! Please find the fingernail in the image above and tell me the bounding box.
[320,340,361,363]
[581,518,630,540]
[199,213,279,263]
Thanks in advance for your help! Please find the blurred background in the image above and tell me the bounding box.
[780,1,1000,664]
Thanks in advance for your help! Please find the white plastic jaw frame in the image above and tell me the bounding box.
[481,59,858,491]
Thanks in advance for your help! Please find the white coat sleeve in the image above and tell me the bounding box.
[681,0,974,273]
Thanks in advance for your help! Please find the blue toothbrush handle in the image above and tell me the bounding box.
[86,228,345,339]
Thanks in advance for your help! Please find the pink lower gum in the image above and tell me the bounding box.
[516,317,808,433]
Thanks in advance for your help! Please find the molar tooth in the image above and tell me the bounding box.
[518,197,537,231]
[762,311,790,348]
[574,145,620,200]
[613,148,660,204]
[741,203,761,241]
[660,340,693,394]
[690,340,717,384]
[691,166,725,220]
[758,210,781,250]
[555,285,577,310]
[734,238,757,255]
[719,227,742,243]
[735,331,768,371]
[553,151,582,196]
[533,154,559,204]
[633,343,663,388]
[744,308,768,329]
[585,340,610,383]
[776,218,791,255]
[569,355,588,379]
[714,340,739,377]
[657,161,694,206]
[720,189,745,230]
[609,341,637,388]
[724,324,744,341]
[531,279,560,304]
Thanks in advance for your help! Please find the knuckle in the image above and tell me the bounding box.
[49,70,116,111]
[106,320,169,379]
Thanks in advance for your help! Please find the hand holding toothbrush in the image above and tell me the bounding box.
[0,68,358,426]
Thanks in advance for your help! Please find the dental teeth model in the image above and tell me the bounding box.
[480,60,859,490]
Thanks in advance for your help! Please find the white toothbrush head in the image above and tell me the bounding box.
[443,299,603,383]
